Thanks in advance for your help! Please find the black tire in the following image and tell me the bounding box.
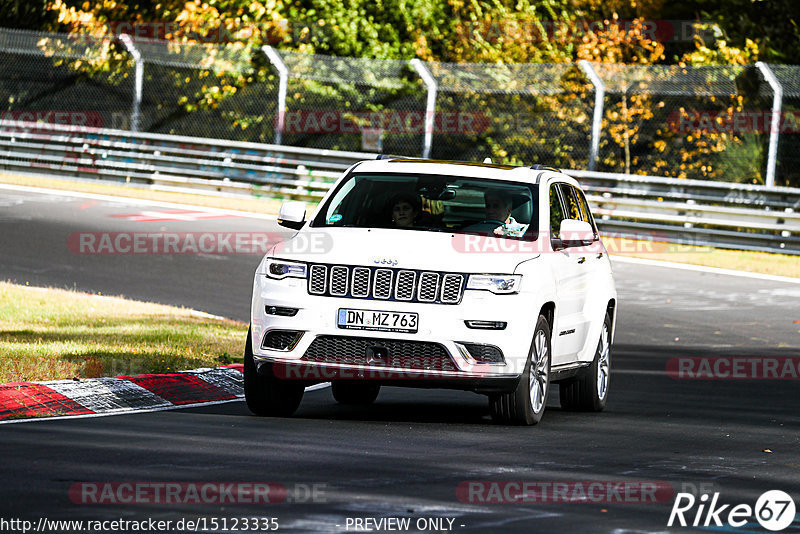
[489,315,551,425]
[243,327,304,417]
[560,313,611,412]
[331,381,381,405]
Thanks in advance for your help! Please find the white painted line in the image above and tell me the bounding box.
[189,309,230,321]
[610,255,800,284]
[0,183,278,221]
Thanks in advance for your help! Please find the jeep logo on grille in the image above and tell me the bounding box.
[372,257,399,266]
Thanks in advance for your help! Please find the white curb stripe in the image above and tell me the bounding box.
[43,378,171,413]
[0,183,279,220]
[610,255,800,284]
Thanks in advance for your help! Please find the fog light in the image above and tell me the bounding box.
[456,342,505,364]
[261,330,303,351]
[464,320,507,330]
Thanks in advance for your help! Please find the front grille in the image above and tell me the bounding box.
[262,330,303,351]
[463,343,505,364]
[303,335,457,371]
[307,263,465,305]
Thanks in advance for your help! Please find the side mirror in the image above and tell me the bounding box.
[278,201,306,230]
[558,219,595,248]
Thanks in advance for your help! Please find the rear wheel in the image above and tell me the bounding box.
[243,327,304,417]
[331,382,381,405]
[489,315,551,425]
[560,313,611,412]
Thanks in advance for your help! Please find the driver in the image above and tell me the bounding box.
[484,190,527,237]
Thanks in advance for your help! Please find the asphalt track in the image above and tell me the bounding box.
[1,185,799,534]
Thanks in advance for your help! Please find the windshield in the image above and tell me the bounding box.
[312,173,539,240]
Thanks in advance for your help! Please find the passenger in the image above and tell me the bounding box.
[388,193,421,227]
[483,190,528,237]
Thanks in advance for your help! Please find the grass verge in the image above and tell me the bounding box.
[0,281,247,383]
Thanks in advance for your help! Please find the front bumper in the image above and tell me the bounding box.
[250,272,537,384]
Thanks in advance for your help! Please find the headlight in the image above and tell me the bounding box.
[265,259,307,279]
[466,274,522,294]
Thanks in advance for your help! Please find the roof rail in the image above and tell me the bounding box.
[376,154,415,160]
[530,164,559,172]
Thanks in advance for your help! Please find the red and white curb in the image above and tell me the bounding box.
[0,364,245,423]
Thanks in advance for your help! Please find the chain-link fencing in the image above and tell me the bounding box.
[427,61,593,169]
[0,28,134,131]
[131,39,278,143]
[769,64,800,188]
[273,50,426,155]
[588,63,774,184]
[1,27,800,187]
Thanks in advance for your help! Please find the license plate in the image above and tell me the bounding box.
[337,308,419,333]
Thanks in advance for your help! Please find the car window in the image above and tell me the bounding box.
[557,183,582,221]
[312,173,540,240]
[549,184,567,237]
[573,186,599,234]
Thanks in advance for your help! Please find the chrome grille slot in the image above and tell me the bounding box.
[351,267,371,297]
[305,264,464,304]
[329,266,348,297]
[373,269,393,299]
[309,265,327,294]
[417,272,440,302]
[395,270,416,301]
[441,274,464,304]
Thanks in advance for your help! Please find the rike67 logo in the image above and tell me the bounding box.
[668,490,796,531]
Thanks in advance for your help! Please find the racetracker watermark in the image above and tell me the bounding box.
[667,357,800,380]
[0,110,104,129]
[457,481,674,504]
[272,362,493,380]
[456,19,715,44]
[668,111,800,134]
[450,231,709,255]
[67,232,332,255]
[69,21,281,43]
[69,482,326,505]
[276,111,490,134]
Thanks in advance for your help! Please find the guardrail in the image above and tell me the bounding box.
[1,119,799,255]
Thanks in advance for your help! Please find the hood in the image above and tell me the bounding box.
[266,226,541,274]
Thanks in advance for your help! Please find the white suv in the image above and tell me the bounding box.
[245,158,617,425]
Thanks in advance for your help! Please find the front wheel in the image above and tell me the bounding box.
[489,315,551,425]
[560,313,611,412]
[243,327,304,417]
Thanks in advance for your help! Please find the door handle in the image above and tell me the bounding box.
[577,256,586,264]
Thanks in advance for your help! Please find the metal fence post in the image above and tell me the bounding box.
[409,59,437,159]
[755,62,782,188]
[118,34,142,132]
[263,45,288,146]
[579,60,605,172]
